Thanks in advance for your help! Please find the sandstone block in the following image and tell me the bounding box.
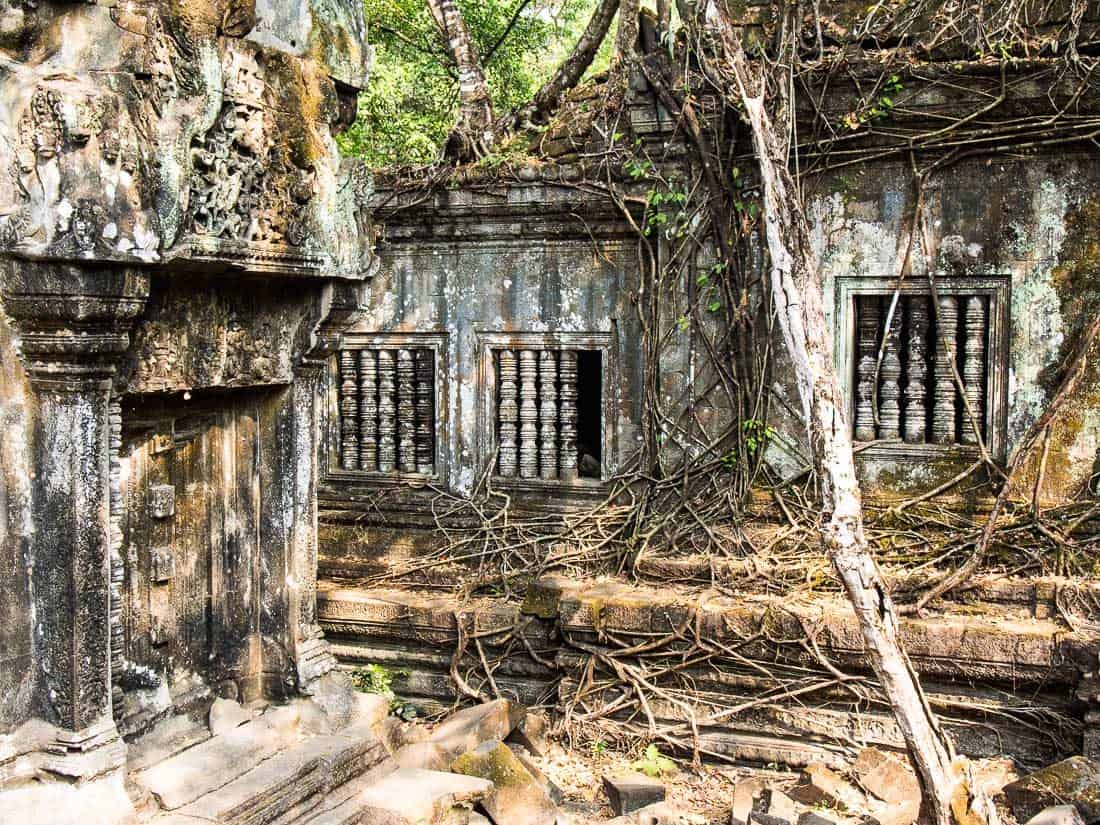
[1004,758,1100,824]
[750,789,802,825]
[450,739,557,825]
[1025,806,1089,825]
[798,813,840,825]
[394,742,452,772]
[508,743,564,804]
[508,711,550,756]
[429,699,525,758]
[787,763,866,812]
[852,748,920,806]
[603,771,666,815]
[357,768,493,825]
[209,698,253,736]
[729,778,765,825]
[353,692,392,734]
[864,797,920,825]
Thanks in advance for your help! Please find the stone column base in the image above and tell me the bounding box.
[43,718,126,779]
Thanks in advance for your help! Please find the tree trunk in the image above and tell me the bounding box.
[616,0,642,62]
[710,11,965,825]
[506,0,622,130]
[427,0,495,161]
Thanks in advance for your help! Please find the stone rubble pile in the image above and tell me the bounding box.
[81,683,1099,825]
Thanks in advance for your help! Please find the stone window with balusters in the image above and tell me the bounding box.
[836,275,1010,459]
[334,335,446,477]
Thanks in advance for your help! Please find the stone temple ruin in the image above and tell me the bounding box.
[0,2,1098,824]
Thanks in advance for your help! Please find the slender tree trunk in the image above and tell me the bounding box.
[427,0,495,160]
[710,11,966,825]
[507,0,622,130]
[616,0,642,62]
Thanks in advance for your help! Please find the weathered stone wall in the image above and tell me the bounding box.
[0,0,372,785]
[0,311,36,732]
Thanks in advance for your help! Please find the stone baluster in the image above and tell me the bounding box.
[377,350,397,472]
[340,351,359,469]
[558,350,579,480]
[877,305,902,440]
[415,349,435,475]
[932,295,959,445]
[904,297,930,444]
[397,350,416,472]
[962,296,986,445]
[539,351,559,480]
[498,350,519,477]
[854,297,879,441]
[519,350,539,479]
[358,350,378,472]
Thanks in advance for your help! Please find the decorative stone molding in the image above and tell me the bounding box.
[0,261,150,778]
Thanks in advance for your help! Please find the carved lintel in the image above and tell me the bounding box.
[498,350,519,478]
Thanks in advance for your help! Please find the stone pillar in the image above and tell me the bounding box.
[289,358,337,689]
[0,261,148,778]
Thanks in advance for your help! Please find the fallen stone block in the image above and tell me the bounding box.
[1004,757,1100,824]
[508,711,550,757]
[353,692,391,734]
[798,812,840,825]
[607,801,688,825]
[603,771,666,816]
[864,797,920,825]
[450,739,557,825]
[357,768,493,825]
[429,699,526,758]
[209,698,253,737]
[749,789,802,825]
[1025,806,1089,825]
[508,743,563,804]
[394,741,452,772]
[381,716,428,753]
[852,748,920,807]
[729,778,765,825]
[787,763,867,812]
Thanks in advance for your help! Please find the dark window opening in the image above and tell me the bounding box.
[576,350,602,478]
[491,346,605,482]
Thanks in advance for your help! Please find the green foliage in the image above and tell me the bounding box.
[340,0,612,166]
[631,744,677,778]
[350,663,418,719]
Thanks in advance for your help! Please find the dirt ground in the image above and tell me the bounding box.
[527,741,798,824]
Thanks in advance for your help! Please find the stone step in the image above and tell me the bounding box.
[144,718,388,825]
[136,707,302,810]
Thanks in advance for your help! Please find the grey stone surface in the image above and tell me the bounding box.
[851,748,919,806]
[429,700,525,758]
[357,768,493,825]
[603,772,666,816]
[1025,806,1089,825]
[450,739,557,825]
[210,699,254,737]
[1005,758,1100,824]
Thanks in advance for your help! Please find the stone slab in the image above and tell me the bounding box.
[1004,758,1100,824]
[450,740,557,825]
[603,772,666,815]
[357,768,493,825]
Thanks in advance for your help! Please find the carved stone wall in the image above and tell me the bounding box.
[0,0,372,789]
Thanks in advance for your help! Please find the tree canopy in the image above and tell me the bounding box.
[340,0,614,166]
